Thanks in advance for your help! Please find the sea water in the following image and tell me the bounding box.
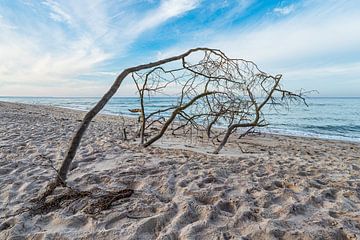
[1,96,359,142]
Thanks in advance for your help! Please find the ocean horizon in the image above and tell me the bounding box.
[1,96,359,143]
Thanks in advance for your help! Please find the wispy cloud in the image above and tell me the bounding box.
[0,0,359,96]
[158,0,360,96]
[130,0,201,36]
[0,0,201,96]
[273,4,296,16]
[42,0,73,25]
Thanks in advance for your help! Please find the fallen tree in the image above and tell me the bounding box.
[131,49,306,153]
[39,48,305,199]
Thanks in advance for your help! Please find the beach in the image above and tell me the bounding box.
[0,101,359,239]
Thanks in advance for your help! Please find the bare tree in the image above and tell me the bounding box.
[39,48,304,199]
[131,49,306,153]
[57,48,212,184]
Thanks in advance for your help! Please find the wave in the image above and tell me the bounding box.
[302,125,360,133]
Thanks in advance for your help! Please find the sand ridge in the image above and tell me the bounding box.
[0,101,359,239]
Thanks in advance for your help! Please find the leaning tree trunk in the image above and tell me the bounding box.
[57,47,212,183]
[57,71,128,182]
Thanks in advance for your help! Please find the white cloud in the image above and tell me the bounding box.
[2,0,359,97]
[211,12,360,68]
[215,4,360,95]
[218,0,254,23]
[42,0,73,25]
[273,4,296,16]
[157,1,360,96]
[131,0,201,36]
[0,0,202,96]
[280,62,360,78]
[83,71,118,77]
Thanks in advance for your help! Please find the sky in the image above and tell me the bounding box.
[0,0,359,97]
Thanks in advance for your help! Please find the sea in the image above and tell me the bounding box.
[1,96,359,143]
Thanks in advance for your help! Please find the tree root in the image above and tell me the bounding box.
[0,208,31,220]
[30,188,92,215]
[1,188,134,226]
[83,189,134,215]
[29,187,133,216]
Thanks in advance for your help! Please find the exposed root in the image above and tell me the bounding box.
[127,213,154,219]
[30,188,91,215]
[2,188,134,220]
[0,208,31,220]
[84,189,134,214]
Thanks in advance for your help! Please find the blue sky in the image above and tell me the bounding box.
[0,0,359,96]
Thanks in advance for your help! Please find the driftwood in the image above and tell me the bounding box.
[39,48,305,201]
[131,48,306,153]
[58,48,217,184]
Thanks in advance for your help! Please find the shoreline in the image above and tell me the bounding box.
[0,101,359,239]
[1,100,359,145]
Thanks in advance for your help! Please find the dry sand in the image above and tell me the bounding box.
[0,101,359,240]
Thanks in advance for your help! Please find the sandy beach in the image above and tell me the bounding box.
[0,101,359,239]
